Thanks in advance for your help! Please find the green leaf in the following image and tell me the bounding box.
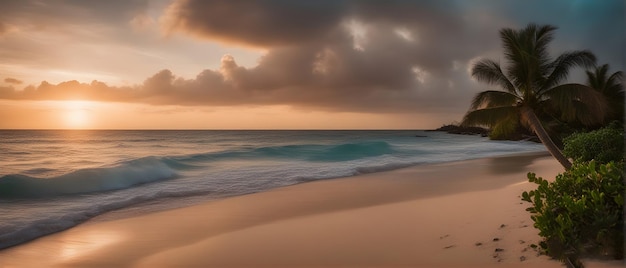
[523,161,624,261]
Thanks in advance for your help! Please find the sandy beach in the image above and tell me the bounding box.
[1,152,619,267]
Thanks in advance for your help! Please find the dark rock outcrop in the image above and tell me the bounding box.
[428,124,489,136]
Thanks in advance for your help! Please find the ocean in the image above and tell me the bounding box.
[0,130,545,249]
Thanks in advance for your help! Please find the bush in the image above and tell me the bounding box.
[563,122,624,164]
[522,161,624,265]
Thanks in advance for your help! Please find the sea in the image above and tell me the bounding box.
[0,130,545,249]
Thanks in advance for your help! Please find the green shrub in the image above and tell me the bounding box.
[563,122,624,164]
[522,161,624,265]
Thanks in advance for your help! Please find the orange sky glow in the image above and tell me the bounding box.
[0,100,454,130]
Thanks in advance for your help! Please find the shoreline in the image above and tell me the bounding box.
[88,150,551,224]
[0,151,600,267]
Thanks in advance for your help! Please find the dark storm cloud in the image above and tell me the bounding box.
[0,0,622,114]
[157,0,497,112]
[161,0,476,53]
[161,0,348,47]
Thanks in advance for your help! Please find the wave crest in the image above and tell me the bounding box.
[0,157,177,199]
[0,141,395,199]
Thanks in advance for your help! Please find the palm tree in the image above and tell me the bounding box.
[586,64,624,124]
[461,24,606,170]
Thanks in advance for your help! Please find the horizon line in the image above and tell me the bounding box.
[0,128,436,131]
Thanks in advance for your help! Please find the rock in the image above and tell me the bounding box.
[520,256,527,262]
[475,242,483,246]
[429,124,489,136]
[493,238,500,242]
[495,248,504,252]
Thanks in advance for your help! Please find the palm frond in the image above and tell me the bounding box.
[542,83,608,126]
[586,64,623,107]
[534,24,558,73]
[471,60,517,94]
[587,64,608,89]
[500,24,558,94]
[470,90,519,110]
[607,70,623,83]
[541,51,596,92]
[586,69,601,90]
[500,28,526,89]
[534,25,557,55]
[583,64,623,123]
[500,28,520,63]
[565,100,606,126]
[461,106,520,128]
[500,28,528,86]
[605,70,623,93]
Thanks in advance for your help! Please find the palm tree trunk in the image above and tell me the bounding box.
[520,106,572,170]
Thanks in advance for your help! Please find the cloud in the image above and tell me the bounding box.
[153,0,622,113]
[0,0,622,116]
[151,0,508,112]
[0,41,478,114]
[161,0,348,47]
[2,0,495,113]
[4,77,22,84]
[0,80,130,102]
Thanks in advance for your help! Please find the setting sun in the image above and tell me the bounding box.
[61,101,92,129]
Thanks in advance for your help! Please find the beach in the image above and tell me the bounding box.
[1,1,623,267]
[2,151,596,267]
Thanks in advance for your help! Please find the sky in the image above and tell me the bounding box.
[0,0,623,129]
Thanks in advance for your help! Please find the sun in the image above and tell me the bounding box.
[62,100,92,129]
[65,109,88,128]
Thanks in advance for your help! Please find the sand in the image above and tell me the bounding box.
[0,152,621,267]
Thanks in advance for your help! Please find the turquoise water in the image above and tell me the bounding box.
[0,130,545,249]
